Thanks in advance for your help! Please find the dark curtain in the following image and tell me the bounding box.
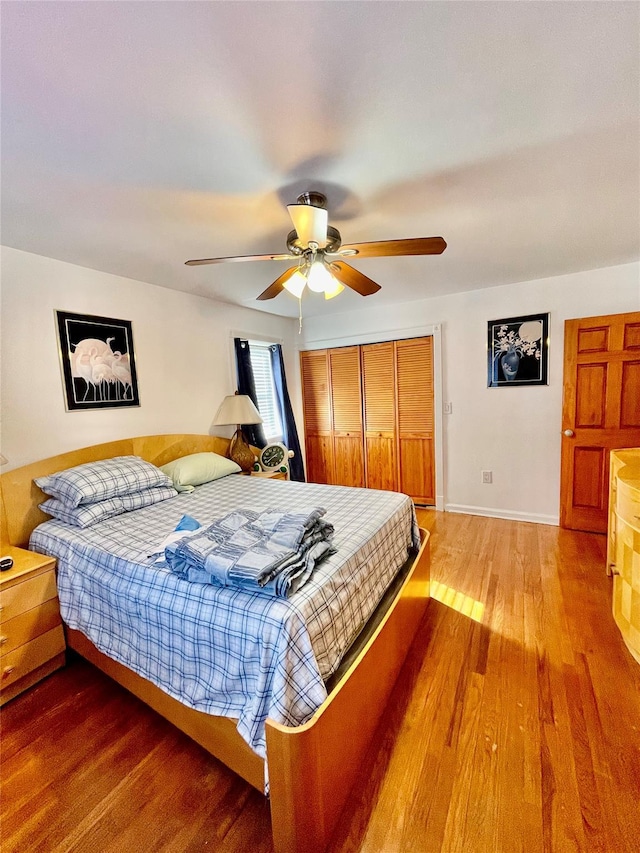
[270,344,306,482]
[234,338,267,448]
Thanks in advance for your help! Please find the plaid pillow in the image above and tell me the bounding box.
[40,485,178,528]
[35,456,173,507]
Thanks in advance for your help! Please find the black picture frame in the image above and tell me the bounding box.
[487,313,549,388]
[56,310,140,410]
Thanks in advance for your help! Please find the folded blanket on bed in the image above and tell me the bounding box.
[147,514,202,564]
[164,507,335,597]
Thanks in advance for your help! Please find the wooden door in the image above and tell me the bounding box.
[560,311,640,532]
[396,337,435,504]
[300,350,334,484]
[329,346,365,488]
[362,342,397,491]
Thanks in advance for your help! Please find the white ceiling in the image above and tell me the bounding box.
[2,1,639,319]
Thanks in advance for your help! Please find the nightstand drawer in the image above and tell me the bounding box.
[0,598,62,657]
[0,625,65,690]
[0,570,58,624]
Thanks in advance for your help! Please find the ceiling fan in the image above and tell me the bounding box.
[185,191,447,301]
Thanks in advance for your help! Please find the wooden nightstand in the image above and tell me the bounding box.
[0,547,66,705]
[249,470,288,481]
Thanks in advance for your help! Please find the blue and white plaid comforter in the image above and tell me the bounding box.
[30,476,418,766]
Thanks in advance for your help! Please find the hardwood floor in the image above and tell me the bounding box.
[2,511,639,853]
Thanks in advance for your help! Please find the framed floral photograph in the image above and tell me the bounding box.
[487,313,549,387]
[56,310,140,410]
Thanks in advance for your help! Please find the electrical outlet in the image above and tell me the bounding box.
[482,470,492,484]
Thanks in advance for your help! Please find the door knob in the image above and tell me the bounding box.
[563,429,575,437]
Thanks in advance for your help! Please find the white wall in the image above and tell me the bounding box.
[298,263,640,524]
[0,247,298,468]
[3,248,638,524]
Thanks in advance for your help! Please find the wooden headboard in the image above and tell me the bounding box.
[0,434,232,548]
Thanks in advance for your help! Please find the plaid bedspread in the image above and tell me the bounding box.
[165,507,335,597]
[30,476,418,766]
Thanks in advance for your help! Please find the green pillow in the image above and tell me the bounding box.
[160,452,241,493]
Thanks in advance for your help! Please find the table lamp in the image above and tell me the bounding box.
[213,394,263,473]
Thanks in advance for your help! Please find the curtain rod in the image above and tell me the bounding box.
[229,331,284,346]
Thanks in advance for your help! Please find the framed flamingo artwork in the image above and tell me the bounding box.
[487,312,549,388]
[55,310,140,410]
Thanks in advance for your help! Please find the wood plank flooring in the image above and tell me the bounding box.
[2,511,639,852]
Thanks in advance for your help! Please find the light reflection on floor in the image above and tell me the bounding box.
[430,580,485,623]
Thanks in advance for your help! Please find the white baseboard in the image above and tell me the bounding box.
[445,503,559,527]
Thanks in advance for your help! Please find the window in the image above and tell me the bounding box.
[248,343,283,442]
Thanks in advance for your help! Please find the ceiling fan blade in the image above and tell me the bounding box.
[287,204,328,247]
[185,252,296,266]
[337,237,447,258]
[256,266,300,301]
[330,261,382,297]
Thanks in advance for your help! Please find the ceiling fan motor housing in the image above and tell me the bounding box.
[296,191,327,209]
[286,225,342,255]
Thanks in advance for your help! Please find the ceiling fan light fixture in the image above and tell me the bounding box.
[282,269,307,298]
[307,260,334,293]
[324,281,344,300]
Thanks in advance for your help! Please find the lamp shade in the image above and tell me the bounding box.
[213,394,263,427]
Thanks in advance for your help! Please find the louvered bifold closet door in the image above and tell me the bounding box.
[329,346,365,487]
[300,350,334,484]
[396,337,435,504]
[362,341,398,491]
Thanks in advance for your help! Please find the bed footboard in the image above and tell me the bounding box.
[266,527,430,853]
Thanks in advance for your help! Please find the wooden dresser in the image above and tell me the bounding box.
[607,449,640,665]
[0,546,66,704]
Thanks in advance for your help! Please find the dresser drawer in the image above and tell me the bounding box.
[616,480,640,530]
[0,626,66,691]
[0,570,58,624]
[614,515,640,583]
[0,598,62,657]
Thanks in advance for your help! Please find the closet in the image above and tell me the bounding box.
[300,336,434,504]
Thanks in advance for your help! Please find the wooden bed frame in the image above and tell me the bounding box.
[0,434,431,853]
